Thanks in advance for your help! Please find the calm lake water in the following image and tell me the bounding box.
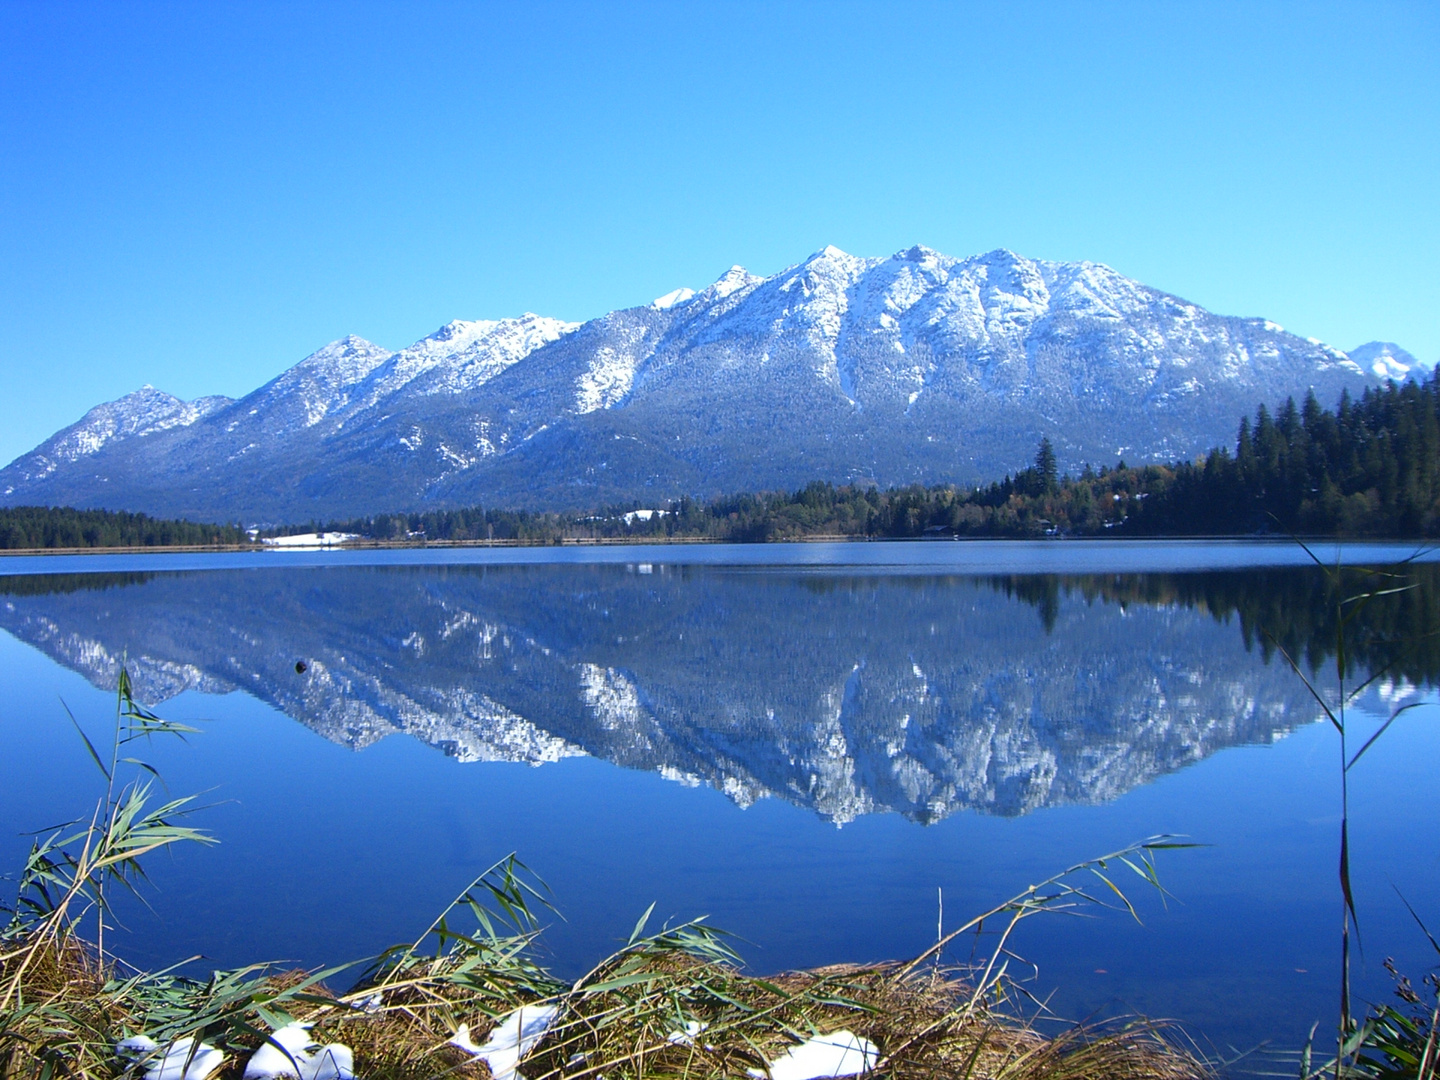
[1,540,1437,1065]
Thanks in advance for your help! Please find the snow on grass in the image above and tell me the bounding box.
[261,532,358,549]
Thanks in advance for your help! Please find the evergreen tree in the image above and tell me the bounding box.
[1035,438,1059,494]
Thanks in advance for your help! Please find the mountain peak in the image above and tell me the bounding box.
[804,245,873,272]
[2,385,233,478]
[898,244,943,264]
[286,335,393,387]
[651,287,696,310]
[364,311,579,401]
[424,319,499,345]
[703,265,759,301]
[1348,341,1424,380]
[417,314,573,351]
[299,335,389,362]
[973,247,1025,265]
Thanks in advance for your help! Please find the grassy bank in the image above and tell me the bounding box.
[3,929,1207,1079]
[2,853,1208,1080]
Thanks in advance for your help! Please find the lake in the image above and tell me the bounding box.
[1,540,1437,1066]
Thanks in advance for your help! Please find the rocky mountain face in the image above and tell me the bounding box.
[0,246,1415,522]
[1346,341,1422,380]
[6,386,236,488]
[0,563,1334,823]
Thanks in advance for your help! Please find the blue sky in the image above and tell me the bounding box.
[1,0,1436,466]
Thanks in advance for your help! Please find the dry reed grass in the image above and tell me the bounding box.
[2,933,1209,1080]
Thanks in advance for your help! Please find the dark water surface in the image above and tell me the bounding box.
[1,541,1437,1063]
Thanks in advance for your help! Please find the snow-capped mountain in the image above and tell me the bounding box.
[364,313,578,400]
[1347,341,1424,381]
[224,334,393,434]
[0,246,1416,521]
[2,386,234,489]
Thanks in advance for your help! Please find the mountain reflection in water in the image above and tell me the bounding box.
[1,563,1434,823]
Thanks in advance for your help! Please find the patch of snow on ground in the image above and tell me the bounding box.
[745,1030,881,1079]
[117,1035,227,1080]
[449,1004,558,1080]
[262,532,358,548]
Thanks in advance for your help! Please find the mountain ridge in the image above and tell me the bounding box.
[1,245,1424,523]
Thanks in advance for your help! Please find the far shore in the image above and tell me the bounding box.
[0,532,1432,557]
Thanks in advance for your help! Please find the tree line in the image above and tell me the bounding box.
[1129,370,1440,535]
[6,369,1438,548]
[0,507,249,550]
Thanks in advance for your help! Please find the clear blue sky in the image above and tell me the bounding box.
[2,0,1436,467]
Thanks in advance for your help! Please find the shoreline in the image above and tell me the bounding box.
[0,532,1434,557]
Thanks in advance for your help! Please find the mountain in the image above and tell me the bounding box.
[1347,341,1426,381]
[0,246,1410,523]
[3,386,234,490]
[0,563,1340,823]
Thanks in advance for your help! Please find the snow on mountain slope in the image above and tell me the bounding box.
[424,246,1409,510]
[681,246,875,358]
[232,335,393,431]
[0,245,1419,521]
[1,386,233,492]
[1348,341,1424,380]
[574,318,661,414]
[516,245,1368,431]
[354,313,578,406]
[209,318,575,444]
[651,288,694,310]
[553,245,1365,422]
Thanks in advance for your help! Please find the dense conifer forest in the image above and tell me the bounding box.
[1130,370,1440,535]
[5,371,1437,548]
[0,507,248,549]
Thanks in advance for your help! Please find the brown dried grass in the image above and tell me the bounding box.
[2,935,1209,1080]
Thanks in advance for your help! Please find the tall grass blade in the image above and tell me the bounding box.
[1347,702,1429,772]
[59,698,109,783]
